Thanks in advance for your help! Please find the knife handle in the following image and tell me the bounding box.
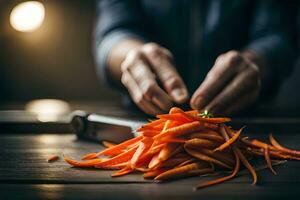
[71,110,136,143]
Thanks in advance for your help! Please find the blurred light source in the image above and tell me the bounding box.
[25,99,71,122]
[10,1,45,32]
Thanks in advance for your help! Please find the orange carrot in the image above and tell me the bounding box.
[241,138,277,151]
[190,132,225,143]
[185,146,232,169]
[143,168,170,179]
[263,145,277,175]
[62,107,300,190]
[154,121,202,140]
[158,143,182,162]
[213,127,243,152]
[221,125,257,185]
[185,138,220,149]
[177,158,197,167]
[269,134,300,157]
[138,119,165,130]
[65,157,106,167]
[234,147,257,185]
[94,145,138,168]
[111,166,133,177]
[82,136,142,160]
[158,157,191,168]
[130,137,153,168]
[166,107,231,124]
[195,150,240,189]
[47,155,59,162]
[200,149,235,166]
[155,162,212,181]
[148,154,161,169]
[102,140,116,148]
[191,116,231,124]
[141,130,160,137]
[160,138,187,143]
[157,113,193,123]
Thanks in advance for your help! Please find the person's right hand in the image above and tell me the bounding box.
[120,43,189,115]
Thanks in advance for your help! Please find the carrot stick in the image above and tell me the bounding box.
[154,121,202,140]
[195,150,240,189]
[157,113,193,123]
[185,138,220,149]
[190,133,225,143]
[177,158,197,167]
[111,166,133,177]
[141,130,161,137]
[157,157,190,168]
[47,155,59,162]
[191,130,222,137]
[200,149,235,166]
[221,125,257,185]
[155,162,212,181]
[191,116,231,124]
[94,145,138,168]
[143,168,170,179]
[185,110,199,116]
[102,140,116,148]
[264,145,277,175]
[64,157,106,167]
[155,163,212,181]
[130,137,153,168]
[242,138,277,151]
[249,148,298,160]
[269,134,300,157]
[148,154,161,169]
[80,152,99,160]
[185,146,232,169]
[166,107,231,124]
[213,127,243,152]
[234,147,257,185]
[169,107,186,114]
[82,136,142,160]
[138,119,166,130]
[158,143,182,162]
[160,138,187,143]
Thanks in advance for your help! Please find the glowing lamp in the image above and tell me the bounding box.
[10,1,45,32]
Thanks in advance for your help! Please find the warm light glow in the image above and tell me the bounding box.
[10,1,45,32]
[25,99,70,122]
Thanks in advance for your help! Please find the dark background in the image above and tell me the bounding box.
[0,0,299,110]
[0,0,119,102]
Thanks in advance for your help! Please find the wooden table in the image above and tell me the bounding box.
[1,102,300,200]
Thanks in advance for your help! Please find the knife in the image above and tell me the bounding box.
[71,110,146,143]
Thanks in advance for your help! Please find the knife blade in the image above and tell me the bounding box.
[71,110,146,143]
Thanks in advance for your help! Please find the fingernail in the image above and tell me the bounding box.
[194,96,205,109]
[171,88,188,103]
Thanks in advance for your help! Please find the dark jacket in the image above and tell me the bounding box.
[94,0,297,97]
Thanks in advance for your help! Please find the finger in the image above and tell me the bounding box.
[121,71,164,115]
[190,51,243,109]
[141,43,189,104]
[122,51,173,111]
[128,63,173,111]
[204,67,260,114]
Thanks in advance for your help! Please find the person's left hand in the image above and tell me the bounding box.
[190,50,262,115]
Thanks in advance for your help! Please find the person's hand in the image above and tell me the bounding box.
[121,43,189,115]
[190,51,261,115]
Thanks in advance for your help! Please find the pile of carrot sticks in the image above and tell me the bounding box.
[64,107,300,189]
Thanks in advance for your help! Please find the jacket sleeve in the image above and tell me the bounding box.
[244,0,298,97]
[93,0,150,87]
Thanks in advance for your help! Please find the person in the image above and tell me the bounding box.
[94,0,297,116]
